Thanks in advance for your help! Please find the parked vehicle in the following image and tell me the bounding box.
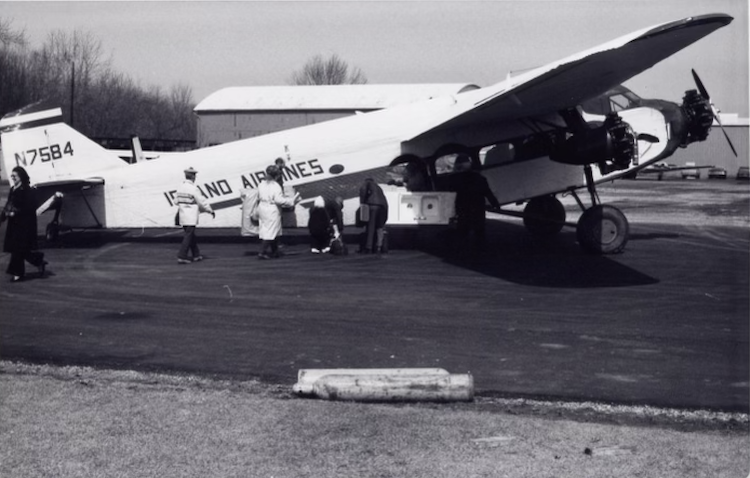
[737,166,750,180]
[707,167,727,179]
[681,162,700,179]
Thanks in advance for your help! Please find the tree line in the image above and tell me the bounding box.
[0,18,196,143]
[1,18,367,146]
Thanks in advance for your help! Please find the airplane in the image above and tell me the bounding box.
[0,13,737,255]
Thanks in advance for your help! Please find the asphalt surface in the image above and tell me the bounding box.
[0,180,748,412]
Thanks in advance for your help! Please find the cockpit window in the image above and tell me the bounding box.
[609,94,631,112]
[581,87,641,115]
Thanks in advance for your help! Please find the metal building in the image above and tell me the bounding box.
[669,115,749,177]
[193,84,480,148]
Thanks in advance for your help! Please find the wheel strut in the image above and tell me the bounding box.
[583,164,600,207]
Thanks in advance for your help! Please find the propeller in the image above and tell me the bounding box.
[691,69,738,157]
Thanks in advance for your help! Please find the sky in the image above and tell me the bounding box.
[2,0,748,116]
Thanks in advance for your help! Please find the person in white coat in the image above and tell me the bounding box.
[175,167,214,263]
[257,165,300,259]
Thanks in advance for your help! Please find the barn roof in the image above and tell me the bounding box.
[194,84,481,112]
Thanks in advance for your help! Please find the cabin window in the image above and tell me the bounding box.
[434,154,459,175]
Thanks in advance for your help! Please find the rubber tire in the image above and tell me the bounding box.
[576,205,629,254]
[523,196,566,236]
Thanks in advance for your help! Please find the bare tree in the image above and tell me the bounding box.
[0,18,26,47]
[0,22,196,143]
[0,18,31,113]
[30,29,107,125]
[290,53,367,85]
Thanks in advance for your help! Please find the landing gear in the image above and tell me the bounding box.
[576,205,629,254]
[573,165,629,254]
[523,196,566,236]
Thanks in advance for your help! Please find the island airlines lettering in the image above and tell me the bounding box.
[162,158,325,207]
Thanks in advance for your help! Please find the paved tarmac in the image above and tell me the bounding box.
[0,180,748,412]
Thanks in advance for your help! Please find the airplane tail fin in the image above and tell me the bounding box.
[0,102,125,184]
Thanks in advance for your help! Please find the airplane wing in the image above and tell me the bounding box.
[405,14,733,143]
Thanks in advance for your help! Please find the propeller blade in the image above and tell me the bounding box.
[692,69,736,157]
[713,112,739,157]
[691,69,710,99]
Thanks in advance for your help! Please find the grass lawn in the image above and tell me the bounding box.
[1,362,748,478]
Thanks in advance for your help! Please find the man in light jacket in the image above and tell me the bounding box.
[175,167,214,263]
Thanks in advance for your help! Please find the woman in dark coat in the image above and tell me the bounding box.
[2,166,46,282]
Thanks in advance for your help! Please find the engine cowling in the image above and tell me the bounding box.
[680,89,713,145]
[550,113,637,171]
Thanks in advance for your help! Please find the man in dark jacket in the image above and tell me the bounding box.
[359,178,389,253]
[452,153,500,253]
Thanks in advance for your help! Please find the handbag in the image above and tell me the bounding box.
[240,188,260,236]
[250,195,260,221]
[359,204,370,222]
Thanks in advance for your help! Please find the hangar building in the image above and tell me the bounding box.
[669,115,749,177]
[193,83,479,148]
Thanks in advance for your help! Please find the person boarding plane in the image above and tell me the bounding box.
[0,14,736,254]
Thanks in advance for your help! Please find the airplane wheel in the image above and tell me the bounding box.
[576,205,629,254]
[46,222,60,242]
[523,196,565,236]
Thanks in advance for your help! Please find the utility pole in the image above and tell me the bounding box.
[70,60,75,128]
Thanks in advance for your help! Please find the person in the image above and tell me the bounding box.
[329,196,344,236]
[274,157,286,188]
[308,196,345,254]
[175,167,214,264]
[308,197,332,253]
[257,165,300,259]
[358,178,389,253]
[1,166,47,282]
[404,160,431,192]
[452,153,501,253]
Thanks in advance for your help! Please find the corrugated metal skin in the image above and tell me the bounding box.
[670,124,749,176]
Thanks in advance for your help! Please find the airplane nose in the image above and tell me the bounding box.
[681,88,713,144]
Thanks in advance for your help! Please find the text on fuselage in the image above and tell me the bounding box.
[162,158,324,206]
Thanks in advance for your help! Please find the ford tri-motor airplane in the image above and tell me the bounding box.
[0,14,736,254]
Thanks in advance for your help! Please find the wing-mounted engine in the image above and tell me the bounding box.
[549,112,638,175]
